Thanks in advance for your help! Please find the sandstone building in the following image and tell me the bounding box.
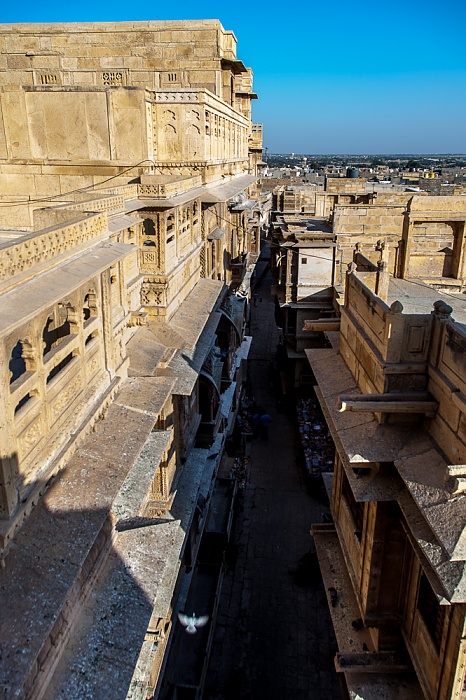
[269,166,466,698]
[0,20,267,699]
[270,174,466,392]
[307,268,466,699]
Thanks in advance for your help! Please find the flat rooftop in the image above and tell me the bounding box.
[387,277,466,325]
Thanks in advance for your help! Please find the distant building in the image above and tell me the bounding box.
[270,169,466,397]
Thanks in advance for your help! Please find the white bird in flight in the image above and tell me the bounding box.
[178,612,209,634]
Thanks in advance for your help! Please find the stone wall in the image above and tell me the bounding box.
[0,20,240,99]
[340,273,432,395]
[324,177,367,194]
[428,319,466,464]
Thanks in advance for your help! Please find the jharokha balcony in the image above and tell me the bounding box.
[249,123,263,150]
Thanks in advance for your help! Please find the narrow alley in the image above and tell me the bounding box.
[202,258,341,699]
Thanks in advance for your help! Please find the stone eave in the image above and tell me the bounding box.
[0,241,134,336]
[306,345,466,570]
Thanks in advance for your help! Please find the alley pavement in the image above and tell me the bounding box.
[203,255,341,699]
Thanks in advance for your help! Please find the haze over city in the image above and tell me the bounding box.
[2,0,465,154]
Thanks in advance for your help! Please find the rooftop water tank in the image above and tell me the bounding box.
[346,168,359,178]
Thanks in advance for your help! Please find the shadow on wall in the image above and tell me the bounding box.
[0,465,183,700]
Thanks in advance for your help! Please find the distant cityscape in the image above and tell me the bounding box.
[262,153,466,192]
[265,153,466,169]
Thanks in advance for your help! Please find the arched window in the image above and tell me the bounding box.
[85,330,98,346]
[144,218,156,236]
[46,352,76,384]
[14,389,38,414]
[9,341,27,384]
[42,304,76,356]
[15,393,32,414]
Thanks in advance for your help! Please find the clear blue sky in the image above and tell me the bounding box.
[2,0,465,154]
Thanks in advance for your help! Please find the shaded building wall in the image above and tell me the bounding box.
[308,274,466,699]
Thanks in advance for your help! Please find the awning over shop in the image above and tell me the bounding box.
[221,57,247,74]
[231,200,256,212]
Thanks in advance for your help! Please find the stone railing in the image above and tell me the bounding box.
[0,212,108,291]
[65,194,126,213]
[138,174,202,199]
[151,88,250,126]
[97,184,139,198]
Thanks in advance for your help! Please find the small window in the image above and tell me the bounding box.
[85,331,98,346]
[144,219,156,236]
[418,573,446,652]
[301,258,307,264]
[342,470,364,541]
[46,352,75,384]
[15,392,32,414]
[83,292,97,322]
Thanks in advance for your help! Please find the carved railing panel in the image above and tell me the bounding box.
[0,213,107,288]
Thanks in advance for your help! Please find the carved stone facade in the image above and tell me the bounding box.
[0,20,266,700]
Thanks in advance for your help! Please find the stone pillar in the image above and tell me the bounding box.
[0,455,19,519]
[0,348,19,519]
[401,213,414,278]
[430,300,454,367]
[451,222,466,281]
[375,260,390,303]
[285,249,293,304]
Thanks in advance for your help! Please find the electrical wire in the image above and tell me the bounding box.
[273,238,337,262]
[272,237,466,303]
[4,169,462,303]
[0,159,156,207]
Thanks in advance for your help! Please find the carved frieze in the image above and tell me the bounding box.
[199,248,206,278]
[86,352,101,378]
[18,418,42,460]
[50,376,82,422]
[0,214,106,286]
[139,184,166,197]
[154,92,200,102]
[141,283,167,306]
[100,71,125,86]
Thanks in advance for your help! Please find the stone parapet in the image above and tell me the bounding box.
[0,211,107,292]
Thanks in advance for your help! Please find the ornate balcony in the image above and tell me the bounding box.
[249,123,263,150]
